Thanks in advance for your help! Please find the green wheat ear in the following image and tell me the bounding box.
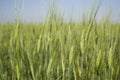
[69,46,74,65]
[47,58,53,76]
[15,23,19,39]
[37,35,41,53]
[108,47,113,68]
[80,30,85,54]
[96,49,102,67]
[16,64,20,80]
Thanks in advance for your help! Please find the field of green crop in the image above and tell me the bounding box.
[0,20,120,80]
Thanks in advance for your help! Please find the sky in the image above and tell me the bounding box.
[0,0,120,23]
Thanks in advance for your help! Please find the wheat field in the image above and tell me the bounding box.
[0,20,120,80]
[0,0,120,80]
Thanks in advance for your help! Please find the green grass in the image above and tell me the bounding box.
[0,21,120,80]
